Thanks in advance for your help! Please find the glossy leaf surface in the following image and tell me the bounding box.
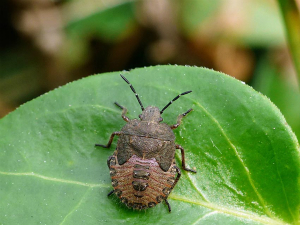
[0,65,299,224]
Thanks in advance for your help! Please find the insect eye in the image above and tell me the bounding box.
[159,117,163,122]
[139,114,142,119]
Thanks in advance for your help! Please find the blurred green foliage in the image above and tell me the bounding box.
[277,0,300,82]
[66,2,136,42]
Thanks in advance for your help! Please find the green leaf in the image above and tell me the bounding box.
[66,2,136,43]
[0,65,299,224]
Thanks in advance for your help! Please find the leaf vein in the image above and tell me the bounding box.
[175,152,209,202]
[191,211,217,225]
[0,171,110,188]
[59,188,91,225]
[194,101,275,218]
[169,194,287,225]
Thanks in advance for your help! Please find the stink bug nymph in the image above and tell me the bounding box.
[95,74,196,212]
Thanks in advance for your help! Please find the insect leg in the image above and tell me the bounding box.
[170,108,193,129]
[172,165,181,188]
[107,190,114,197]
[164,165,181,213]
[164,199,171,212]
[114,102,129,122]
[176,144,196,173]
[95,131,122,148]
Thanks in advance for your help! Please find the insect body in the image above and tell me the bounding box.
[95,74,196,212]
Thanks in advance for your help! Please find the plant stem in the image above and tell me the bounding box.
[277,0,300,86]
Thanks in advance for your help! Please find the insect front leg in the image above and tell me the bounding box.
[114,102,130,122]
[170,108,193,129]
[95,131,122,148]
[176,144,196,173]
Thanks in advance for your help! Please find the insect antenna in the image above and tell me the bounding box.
[160,91,192,114]
[120,74,144,111]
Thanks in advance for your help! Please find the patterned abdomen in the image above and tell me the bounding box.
[108,154,178,210]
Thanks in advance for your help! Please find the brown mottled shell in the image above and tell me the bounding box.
[98,76,195,211]
[117,123,176,172]
[108,154,177,210]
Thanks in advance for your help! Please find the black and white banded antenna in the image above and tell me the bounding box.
[160,91,192,114]
[120,74,145,111]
